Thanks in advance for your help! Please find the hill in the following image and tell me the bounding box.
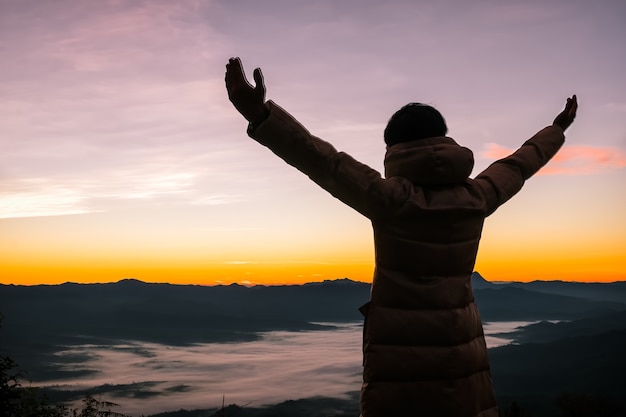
[2,276,625,349]
[506,279,626,303]
[489,327,626,416]
[2,275,626,416]
[470,272,626,320]
[506,309,626,344]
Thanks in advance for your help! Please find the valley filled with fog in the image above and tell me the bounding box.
[2,277,625,416]
[41,321,526,415]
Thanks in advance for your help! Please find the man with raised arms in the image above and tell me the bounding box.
[225,57,577,417]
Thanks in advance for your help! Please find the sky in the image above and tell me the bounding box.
[1,0,625,286]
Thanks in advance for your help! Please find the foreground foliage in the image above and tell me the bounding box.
[1,354,131,417]
[1,314,132,417]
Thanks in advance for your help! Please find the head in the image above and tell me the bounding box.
[384,103,448,147]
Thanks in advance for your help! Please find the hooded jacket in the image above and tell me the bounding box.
[248,101,565,417]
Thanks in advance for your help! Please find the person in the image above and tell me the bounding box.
[224,57,577,417]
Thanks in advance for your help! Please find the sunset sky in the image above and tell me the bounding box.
[1,0,625,286]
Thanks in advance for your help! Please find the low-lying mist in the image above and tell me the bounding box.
[40,321,523,416]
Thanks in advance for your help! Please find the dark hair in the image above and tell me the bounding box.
[384,103,448,146]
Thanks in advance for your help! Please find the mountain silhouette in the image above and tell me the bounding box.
[1,275,625,382]
[2,275,625,416]
[489,327,626,414]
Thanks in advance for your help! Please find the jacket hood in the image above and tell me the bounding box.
[384,136,474,185]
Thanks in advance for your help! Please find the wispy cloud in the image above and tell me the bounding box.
[0,167,236,218]
[104,172,196,200]
[0,187,90,219]
[0,0,246,220]
[482,144,626,175]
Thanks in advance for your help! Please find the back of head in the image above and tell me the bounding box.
[384,103,448,146]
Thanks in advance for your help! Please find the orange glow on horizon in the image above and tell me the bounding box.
[2,211,623,286]
[0,259,376,286]
[3,255,624,286]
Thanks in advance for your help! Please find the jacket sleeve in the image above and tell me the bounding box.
[247,101,394,218]
[474,125,565,216]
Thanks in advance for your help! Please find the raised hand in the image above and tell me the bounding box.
[225,57,269,123]
[553,95,578,132]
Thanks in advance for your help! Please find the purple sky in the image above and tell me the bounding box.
[1,0,625,284]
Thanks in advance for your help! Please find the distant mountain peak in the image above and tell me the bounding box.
[471,272,498,289]
[472,272,488,282]
[323,278,362,285]
[116,278,146,285]
[303,278,368,287]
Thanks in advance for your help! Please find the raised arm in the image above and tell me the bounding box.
[224,57,394,219]
[475,95,578,215]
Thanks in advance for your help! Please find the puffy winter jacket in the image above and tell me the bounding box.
[248,101,565,417]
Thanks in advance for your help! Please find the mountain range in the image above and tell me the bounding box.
[1,273,625,417]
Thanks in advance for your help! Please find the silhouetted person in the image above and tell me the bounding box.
[225,57,577,417]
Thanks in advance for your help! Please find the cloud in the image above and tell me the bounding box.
[0,187,91,219]
[482,144,626,175]
[103,172,196,200]
[0,0,223,79]
[0,0,252,220]
[0,167,235,219]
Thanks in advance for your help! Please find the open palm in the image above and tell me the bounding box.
[225,57,268,123]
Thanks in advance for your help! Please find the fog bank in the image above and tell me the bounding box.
[43,321,524,416]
